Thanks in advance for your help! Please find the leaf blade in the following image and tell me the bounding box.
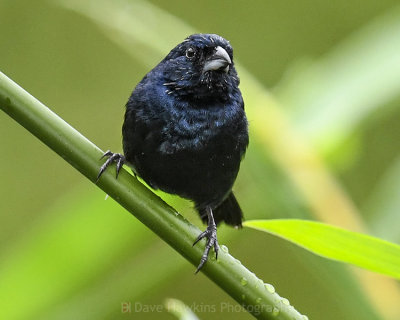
[244,219,400,279]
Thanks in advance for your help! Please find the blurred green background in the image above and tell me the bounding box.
[1,0,400,319]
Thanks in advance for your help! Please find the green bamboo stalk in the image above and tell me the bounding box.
[0,71,307,320]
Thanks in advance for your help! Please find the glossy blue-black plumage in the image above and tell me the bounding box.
[122,34,248,226]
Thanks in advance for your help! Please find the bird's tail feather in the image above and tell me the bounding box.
[200,192,243,227]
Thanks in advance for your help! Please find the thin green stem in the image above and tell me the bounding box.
[0,71,306,320]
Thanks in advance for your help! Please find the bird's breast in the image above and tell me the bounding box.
[159,102,246,155]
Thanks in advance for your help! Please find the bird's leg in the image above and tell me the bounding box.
[96,150,125,182]
[193,206,219,273]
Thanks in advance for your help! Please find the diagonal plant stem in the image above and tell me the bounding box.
[0,71,307,319]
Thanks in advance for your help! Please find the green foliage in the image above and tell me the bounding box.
[244,219,400,279]
[277,6,400,155]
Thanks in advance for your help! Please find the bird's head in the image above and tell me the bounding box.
[160,34,240,101]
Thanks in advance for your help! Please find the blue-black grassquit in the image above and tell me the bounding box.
[98,34,249,272]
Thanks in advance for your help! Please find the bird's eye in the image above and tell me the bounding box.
[185,47,196,59]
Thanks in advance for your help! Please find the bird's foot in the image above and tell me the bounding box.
[193,207,219,273]
[96,150,125,182]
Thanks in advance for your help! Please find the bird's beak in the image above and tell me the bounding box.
[203,46,232,73]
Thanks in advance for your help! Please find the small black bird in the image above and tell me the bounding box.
[98,34,249,272]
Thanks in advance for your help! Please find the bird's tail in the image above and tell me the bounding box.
[200,192,243,227]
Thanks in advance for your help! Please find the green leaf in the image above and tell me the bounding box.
[244,219,400,279]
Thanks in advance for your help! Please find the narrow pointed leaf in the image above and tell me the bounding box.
[244,219,400,279]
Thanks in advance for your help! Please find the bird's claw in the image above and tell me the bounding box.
[96,150,125,182]
[193,221,219,273]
